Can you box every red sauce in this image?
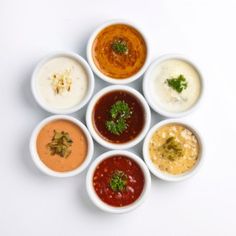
[93,90,145,143]
[93,155,145,207]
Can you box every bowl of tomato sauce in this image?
[86,150,151,213]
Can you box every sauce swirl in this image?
[92,24,147,79]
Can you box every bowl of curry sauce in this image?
[87,20,150,84]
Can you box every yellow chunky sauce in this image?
[149,124,199,175]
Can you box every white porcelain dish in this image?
[87,19,150,84]
[86,150,151,213]
[31,51,94,114]
[86,85,151,149]
[29,115,94,177]
[143,54,204,118]
[143,119,204,182]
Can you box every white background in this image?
[1,0,236,235]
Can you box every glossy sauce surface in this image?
[92,24,147,79]
[93,90,145,143]
[93,155,145,207]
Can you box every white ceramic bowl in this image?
[86,150,151,213]
[87,19,150,84]
[143,119,204,182]
[31,51,94,114]
[86,85,151,149]
[29,115,94,177]
[143,54,204,118]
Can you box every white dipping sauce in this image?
[36,56,88,109]
[150,59,201,113]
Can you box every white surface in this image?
[1,0,236,235]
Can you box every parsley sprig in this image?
[106,100,132,135]
[109,170,127,192]
[111,39,128,54]
[166,74,188,93]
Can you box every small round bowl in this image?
[143,54,204,118]
[31,51,94,114]
[143,119,204,182]
[86,85,151,149]
[87,19,150,84]
[29,115,94,177]
[86,150,151,213]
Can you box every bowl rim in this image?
[142,119,204,182]
[31,51,95,114]
[86,19,150,84]
[143,53,204,118]
[86,150,151,213]
[86,85,151,150]
[29,115,94,177]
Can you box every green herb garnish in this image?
[109,170,127,192]
[166,74,188,93]
[47,130,73,158]
[158,137,184,161]
[111,39,128,54]
[105,100,132,135]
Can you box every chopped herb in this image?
[166,74,188,93]
[105,100,132,135]
[47,130,73,158]
[109,170,127,192]
[111,39,128,54]
[158,137,184,161]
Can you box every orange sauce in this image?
[92,24,147,79]
[36,120,87,172]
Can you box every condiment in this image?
[93,90,145,143]
[149,59,201,113]
[93,155,144,207]
[36,56,88,109]
[149,124,199,175]
[37,119,88,172]
[92,24,147,79]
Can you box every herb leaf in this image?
[47,130,73,158]
[111,39,128,54]
[105,100,132,135]
[166,74,188,93]
[109,170,127,192]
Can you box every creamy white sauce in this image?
[150,59,201,113]
[36,56,88,109]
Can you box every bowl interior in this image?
[143,55,204,118]
[30,115,93,177]
[86,86,151,149]
[143,120,203,181]
[32,52,94,114]
[86,151,151,213]
[87,20,150,84]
